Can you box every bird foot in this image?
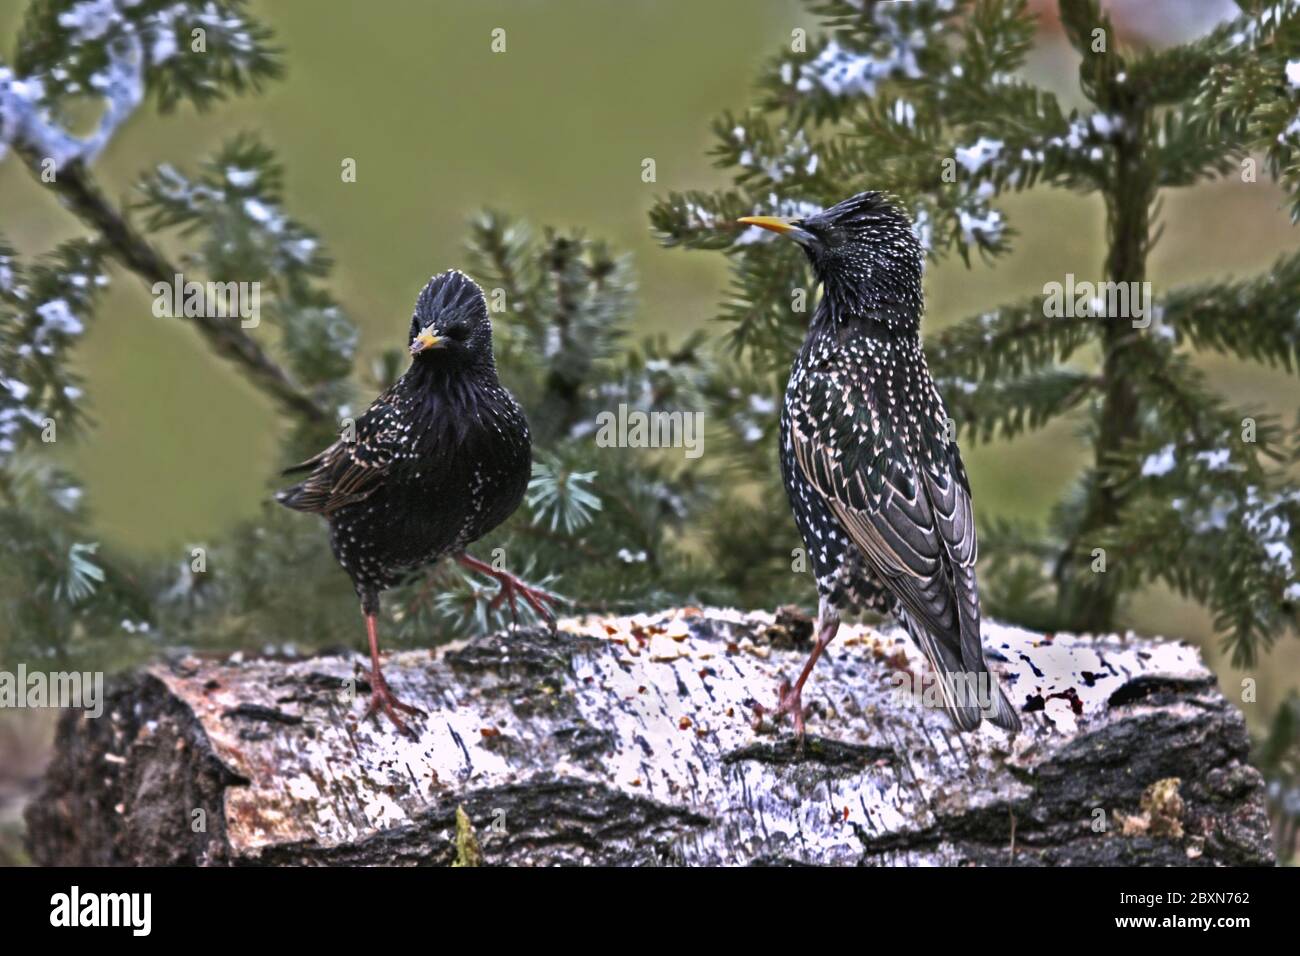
[363,668,426,738]
[750,677,808,740]
[490,573,560,626]
[457,554,561,628]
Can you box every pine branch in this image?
[1161,250,1300,373]
[1101,481,1299,667]
[13,1,282,114]
[649,189,778,251]
[21,155,328,423]
[1152,105,1247,188]
[2,2,325,423]
[939,367,1098,443]
[976,516,1068,632]
[0,236,109,458]
[1181,2,1300,217]
[1058,0,1123,106]
[927,298,1095,381]
[1053,28,1156,629]
[1126,343,1285,457]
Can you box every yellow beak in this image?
[410,331,441,355]
[736,215,800,235]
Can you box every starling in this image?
[738,193,1021,736]
[276,270,555,735]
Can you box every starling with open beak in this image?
[738,193,1021,736]
[277,270,555,735]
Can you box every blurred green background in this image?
[0,1,1297,747]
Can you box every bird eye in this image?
[444,324,470,341]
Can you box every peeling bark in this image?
[25,608,1274,866]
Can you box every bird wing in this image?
[790,393,972,631]
[790,373,989,727]
[277,394,403,515]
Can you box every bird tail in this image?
[989,680,1022,733]
[899,607,1021,734]
[900,611,981,731]
[954,564,1021,733]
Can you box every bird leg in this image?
[362,612,426,737]
[455,552,560,627]
[752,605,841,739]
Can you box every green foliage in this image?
[135,133,354,412]
[649,0,1300,853]
[3,3,1299,846]
[527,458,600,534]
[1,0,1297,863]
[658,5,1300,862]
[0,235,151,667]
[2,0,747,659]
[1255,691,1300,861]
[14,0,281,114]
[0,237,106,446]
[651,0,1300,665]
[0,456,152,668]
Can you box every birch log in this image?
[25,607,1274,866]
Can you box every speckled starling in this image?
[277,270,555,735]
[738,193,1020,736]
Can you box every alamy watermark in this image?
[594,403,704,460]
[50,886,150,936]
[0,664,103,718]
[151,273,260,328]
[1043,273,1152,328]
[887,667,1002,718]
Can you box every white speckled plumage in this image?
[277,270,531,614]
[771,192,1020,733]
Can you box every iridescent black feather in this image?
[778,193,1021,732]
[277,270,531,614]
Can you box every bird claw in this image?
[496,575,559,626]
[454,553,561,630]
[464,559,560,629]
[749,678,807,740]
[363,669,426,738]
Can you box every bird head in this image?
[408,270,494,367]
[738,192,924,327]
